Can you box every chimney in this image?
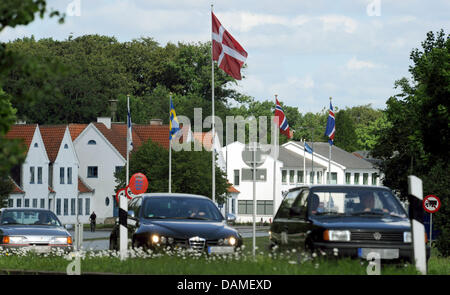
[150,119,163,126]
[109,99,118,122]
[97,117,111,129]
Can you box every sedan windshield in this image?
[309,187,407,218]
[1,210,62,226]
[142,197,223,221]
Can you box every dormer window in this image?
[64,144,69,149]
[88,140,96,145]
[34,143,38,148]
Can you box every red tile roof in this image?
[192,131,213,150]
[39,125,67,162]
[68,124,88,141]
[94,122,170,158]
[227,185,240,193]
[78,177,94,193]
[9,177,24,194]
[4,124,37,152]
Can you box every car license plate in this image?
[25,245,51,253]
[358,248,399,259]
[207,246,234,254]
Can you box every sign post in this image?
[407,175,427,275]
[116,188,128,261]
[423,195,441,248]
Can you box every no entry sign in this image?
[423,195,441,214]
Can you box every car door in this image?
[271,189,301,246]
[286,189,310,248]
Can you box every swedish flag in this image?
[169,97,180,140]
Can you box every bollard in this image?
[407,175,427,275]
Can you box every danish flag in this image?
[212,12,248,80]
[324,101,335,145]
[274,98,292,139]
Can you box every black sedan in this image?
[269,185,430,262]
[109,193,243,254]
[0,208,73,253]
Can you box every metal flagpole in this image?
[126,94,130,187]
[120,94,131,261]
[169,95,172,194]
[311,130,314,184]
[252,141,257,257]
[211,4,216,204]
[303,139,306,184]
[328,97,332,184]
[272,95,278,220]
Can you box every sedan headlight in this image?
[403,232,412,243]
[3,236,28,244]
[151,234,160,244]
[323,230,351,242]
[50,236,72,245]
[224,236,237,246]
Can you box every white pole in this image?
[169,95,172,194]
[120,95,131,260]
[328,97,332,184]
[429,213,432,248]
[408,175,427,275]
[252,141,256,257]
[211,4,216,204]
[273,95,278,220]
[303,139,306,184]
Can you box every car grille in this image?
[350,231,403,242]
[188,236,206,251]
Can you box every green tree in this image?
[115,140,230,204]
[0,1,63,203]
[371,30,450,255]
[334,109,359,152]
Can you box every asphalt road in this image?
[69,225,270,251]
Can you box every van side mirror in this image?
[226,213,236,224]
[65,224,73,230]
[127,210,135,218]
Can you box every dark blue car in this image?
[269,185,430,262]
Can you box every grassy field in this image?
[0,237,448,275]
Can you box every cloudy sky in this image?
[1,0,448,113]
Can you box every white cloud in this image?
[346,56,379,70]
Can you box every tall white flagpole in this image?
[272,95,278,220]
[211,4,216,204]
[169,95,172,193]
[126,94,130,187]
[328,97,332,184]
[303,139,306,184]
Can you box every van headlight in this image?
[3,236,28,244]
[323,230,351,241]
[50,236,71,245]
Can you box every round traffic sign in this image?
[129,173,148,195]
[423,195,441,214]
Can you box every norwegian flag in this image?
[274,98,292,139]
[212,12,248,80]
[324,101,335,145]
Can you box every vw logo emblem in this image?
[373,232,382,240]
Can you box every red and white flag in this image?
[212,12,248,80]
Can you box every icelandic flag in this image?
[127,96,133,151]
[305,142,313,154]
[274,98,292,138]
[169,97,180,140]
[324,101,335,145]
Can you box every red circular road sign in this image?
[129,173,148,195]
[423,195,441,214]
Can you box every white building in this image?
[223,140,382,223]
[6,124,93,224]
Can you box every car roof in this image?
[287,184,392,191]
[137,193,212,200]
[0,208,54,213]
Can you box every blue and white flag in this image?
[305,142,313,154]
[127,96,133,151]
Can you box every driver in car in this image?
[189,204,206,218]
[358,192,389,213]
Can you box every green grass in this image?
[0,237,447,275]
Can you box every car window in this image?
[142,197,223,221]
[309,187,407,217]
[1,210,61,226]
[275,189,301,218]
